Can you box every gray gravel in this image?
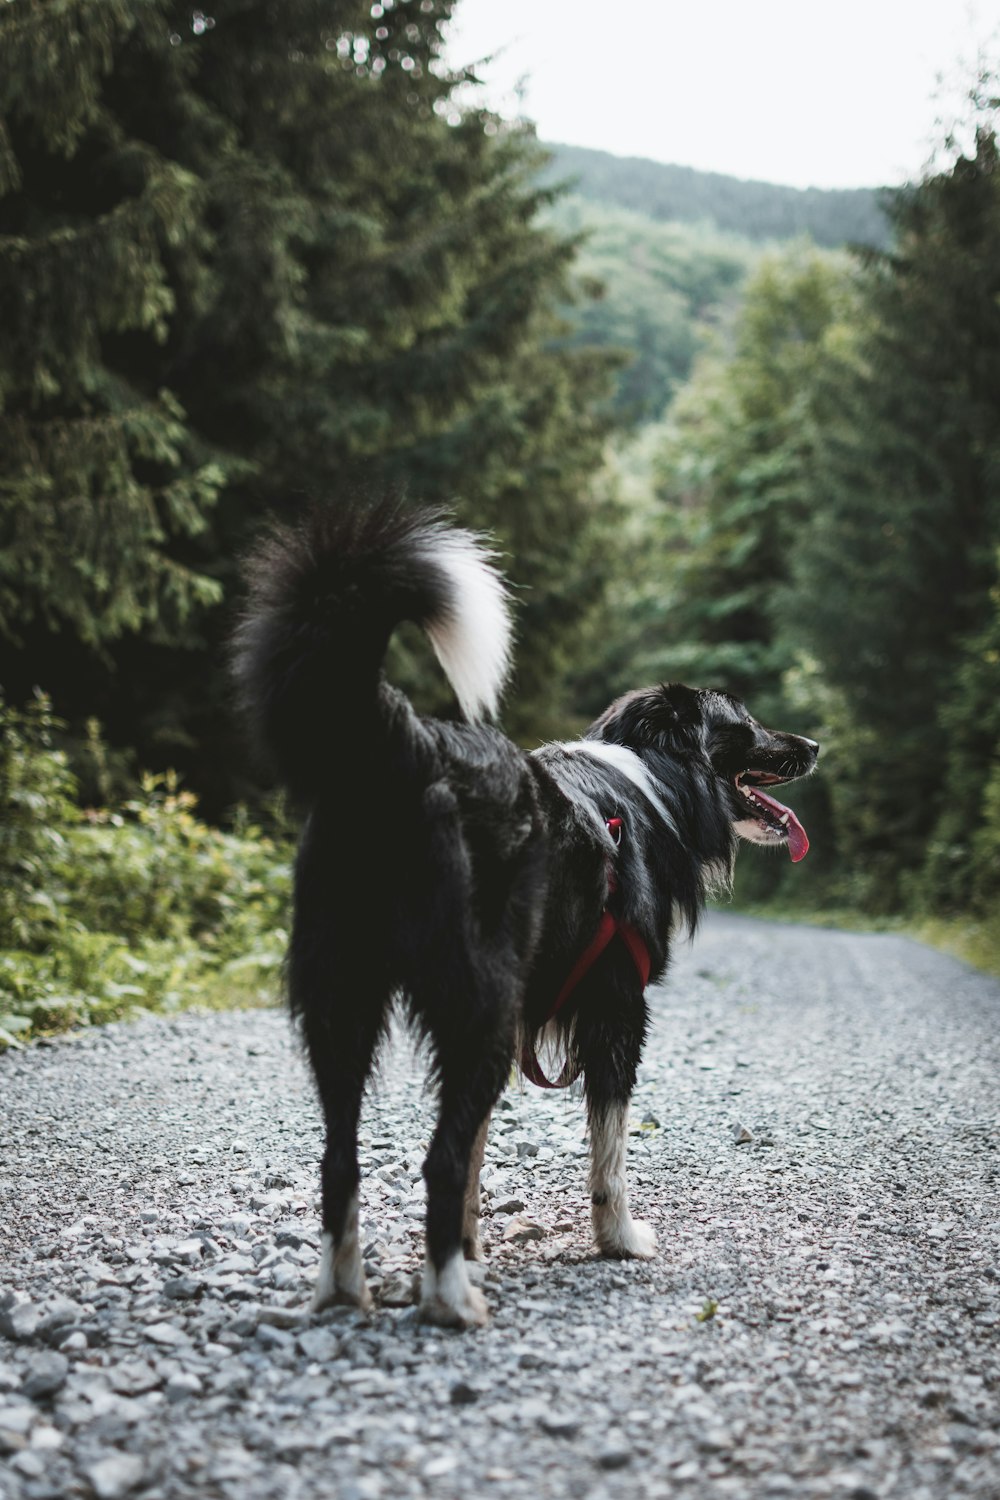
[1,912,998,1500]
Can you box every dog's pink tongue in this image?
[752,787,810,863]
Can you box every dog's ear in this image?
[587,684,705,751]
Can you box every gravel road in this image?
[1,913,998,1500]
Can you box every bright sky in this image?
[443,0,997,190]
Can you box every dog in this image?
[232,499,818,1328]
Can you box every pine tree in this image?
[1,0,616,803]
[785,126,1000,907]
[0,0,228,650]
[649,245,855,722]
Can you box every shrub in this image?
[0,696,291,1049]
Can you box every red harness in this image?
[520,818,652,1090]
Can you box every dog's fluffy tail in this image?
[231,500,513,797]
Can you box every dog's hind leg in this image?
[419,1056,509,1328]
[413,941,512,1326]
[413,778,539,1326]
[576,964,658,1260]
[300,994,388,1314]
[290,861,391,1315]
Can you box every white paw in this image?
[311,1278,374,1314]
[595,1214,658,1260]
[620,1217,658,1259]
[312,1229,374,1313]
[419,1253,490,1329]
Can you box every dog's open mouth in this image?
[734,770,809,862]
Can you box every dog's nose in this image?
[801,737,819,752]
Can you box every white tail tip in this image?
[422,530,513,721]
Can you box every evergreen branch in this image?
[0,0,140,155]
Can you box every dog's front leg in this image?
[588,1100,657,1258]
[578,974,658,1260]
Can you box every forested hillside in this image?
[544,142,890,248]
[546,197,759,424]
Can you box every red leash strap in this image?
[520,817,651,1089]
[519,911,617,1089]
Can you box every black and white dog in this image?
[232,501,817,1328]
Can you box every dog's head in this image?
[587,683,819,861]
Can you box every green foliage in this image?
[543,143,890,250]
[0,695,290,1049]
[783,127,1000,909]
[640,93,1000,926]
[923,552,1000,910]
[545,196,759,425]
[2,0,618,806]
[0,691,79,951]
[651,244,856,716]
[0,0,231,649]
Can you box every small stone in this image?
[732,1122,754,1145]
[165,1371,203,1402]
[422,1454,458,1479]
[229,1314,259,1338]
[449,1380,481,1405]
[502,1216,545,1244]
[162,1276,203,1301]
[210,1362,250,1397]
[596,1441,633,1470]
[22,1353,69,1401]
[86,1453,146,1499]
[274,1229,304,1249]
[493,1199,526,1215]
[0,1298,40,1342]
[256,1305,308,1330]
[0,1404,35,1436]
[212,1253,256,1274]
[264,1172,295,1190]
[11,1448,46,1478]
[297,1328,341,1362]
[947,1423,993,1451]
[256,1323,294,1350]
[107,1361,163,1396]
[36,1296,83,1339]
[169,1238,206,1264]
[698,1427,734,1453]
[379,1273,416,1307]
[29,1423,63,1450]
[539,1410,580,1437]
[145,1321,187,1347]
[220,1214,253,1238]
